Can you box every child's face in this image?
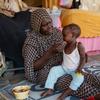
[63,31,74,43]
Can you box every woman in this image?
[22,8,63,84]
[23,8,100,99]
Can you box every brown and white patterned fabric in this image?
[56,73,100,98]
[22,8,100,98]
[22,8,63,84]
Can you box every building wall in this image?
[23,0,42,7]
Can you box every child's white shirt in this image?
[62,46,80,71]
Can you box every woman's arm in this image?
[23,44,61,71]
[33,44,61,70]
[76,42,85,72]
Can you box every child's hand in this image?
[76,68,85,75]
[76,68,82,73]
[76,68,84,75]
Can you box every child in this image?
[41,23,85,100]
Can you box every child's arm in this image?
[76,42,85,73]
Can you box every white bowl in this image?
[12,85,30,100]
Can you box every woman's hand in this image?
[48,43,62,54]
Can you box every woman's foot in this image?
[57,88,73,100]
[57,96,65,100]
[57,92,67,100]
[41,89,53,97]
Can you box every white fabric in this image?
[62,47,80,71]
[4,0,28,12]
[80,0,100,12]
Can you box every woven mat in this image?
[0,80,77,100]
[0,60,100,100]
[83,60,100,78]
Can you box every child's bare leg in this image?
[41,89,53,97]
[57,88,73,100]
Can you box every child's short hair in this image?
[62,23,81,38]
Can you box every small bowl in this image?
[12,85,30,100]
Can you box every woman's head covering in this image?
[31,8,52,34]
